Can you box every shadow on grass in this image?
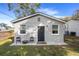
[1,35,79,56]
[0,42,67,56]
[65,35,79,53]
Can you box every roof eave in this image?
[11,12,65,24]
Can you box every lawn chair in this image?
[16,37,21,44]
[30,36,34,42]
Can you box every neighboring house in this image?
[0,25,6,31]
[11,12,66,45]
[65,20,79,36]
[63,16,79,36]
[0,24,13,32]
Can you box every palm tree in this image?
[8,3,40,19]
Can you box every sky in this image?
[0,3,79,26]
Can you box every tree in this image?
[8,3,40,19]
[71,10,79,20]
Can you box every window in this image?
[20,30,26,34]
[52,25,58,34]
[70,32,76,36]
[20,25,26,34]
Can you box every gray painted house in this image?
[65,20,79,36]
[11,12,66,45]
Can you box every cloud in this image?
[0,19,13,27]
[37,8,64,18]
[0,13,14,27]
[54,15,64,18]
[37,8,59,15]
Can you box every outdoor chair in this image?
[30,37,34,42]
[16,37,21,44]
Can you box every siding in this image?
[13,15,65,44]
[66,20,79,36]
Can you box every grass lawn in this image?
[0,41,67,56]
[0,35,79,56]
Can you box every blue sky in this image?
[0,3,79,26]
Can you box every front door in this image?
[38,26,45,42]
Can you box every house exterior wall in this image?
[13,15,65,44]
[66,20,79,36]
[0,26,6,31]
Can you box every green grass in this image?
[0,35,79,56]
[0,41,67,56]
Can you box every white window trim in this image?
[19,30,26,35]
[51,25,59,35]
[19,25,26,35]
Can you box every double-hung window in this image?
[20,25,26,34]
[52,25,58,34]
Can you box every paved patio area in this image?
[11,42,67,46]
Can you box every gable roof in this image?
[11,12,65,24]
